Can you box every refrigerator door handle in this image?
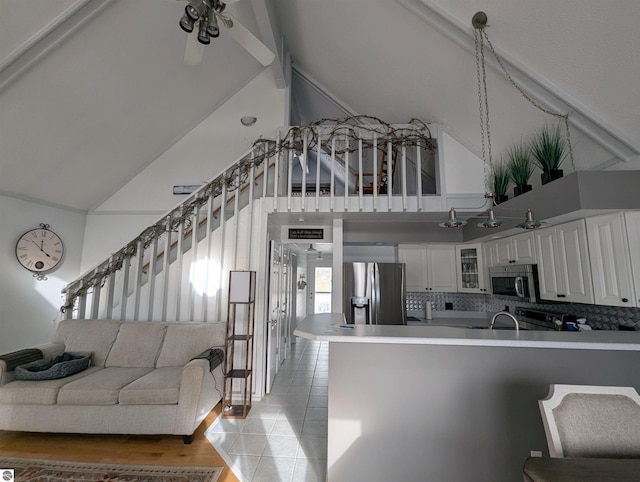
[371,263,378,325]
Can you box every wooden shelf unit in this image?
[222,270,256,419]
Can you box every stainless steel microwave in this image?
[489,264,540,302]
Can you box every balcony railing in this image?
[61,116,482,321]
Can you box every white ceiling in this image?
[1,0,639,212]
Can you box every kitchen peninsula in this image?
[295,313,640,482]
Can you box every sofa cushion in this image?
[156,322,225,368]
[57,367,153,405]
[105,322,166,368]
[53,319,122,367]
[118,367,182,405]
[0,367,103,405]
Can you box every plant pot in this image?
[513,184,532,197]
[495,194,509,205]
[541,169,563,185]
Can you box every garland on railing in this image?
[257,115,436,158]
[61,116,435,313]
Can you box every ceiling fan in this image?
[178,0,275,67]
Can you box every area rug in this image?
[0,457,222,482]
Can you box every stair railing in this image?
[61,117,440,321]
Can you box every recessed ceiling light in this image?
[240,116,257,127]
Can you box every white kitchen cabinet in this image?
[535,219,594,304]
[586,213,635,307]
[398,244,428,291]
[624,211,640,306]
[398,244,457,292]
[487,232,537,267]
[455,244,487,293]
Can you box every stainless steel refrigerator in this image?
[343,262,406,325]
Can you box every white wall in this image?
[0,194,86,353]
[81,69,288,271]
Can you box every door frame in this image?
[307,259,334,315]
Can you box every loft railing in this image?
[61,117,442,321]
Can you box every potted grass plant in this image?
[492,162,510,204]
[507,141,534,197]
[530,123,567,184]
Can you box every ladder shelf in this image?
[222,270,256,419]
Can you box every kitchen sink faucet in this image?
[490,311,520,331]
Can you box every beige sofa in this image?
[0,319,226,443]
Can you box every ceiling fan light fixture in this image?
[179,14,196,33]
[516,209,546,230]
[197,19,211,45]
[206,12,220,38]
[478,209,504,228]
[439,208,467,228]
[185,1,208,21]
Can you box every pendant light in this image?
[516,209,545,230]
[439,208,467,228]
[477,209,504,228]
[305,244,318,253]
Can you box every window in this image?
[314,267,332,314]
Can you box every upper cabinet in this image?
[485,232,536,267]
[586,213,635,307]
[455,244,487,293]
[399,244,428,291]
[398,244,457,292]
[535,220,594,304]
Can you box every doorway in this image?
[307,263,333,315]
[266,241,293,394]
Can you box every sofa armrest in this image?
[0,343,65,386]
[191,348,224,373]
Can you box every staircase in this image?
[61,118,485,323]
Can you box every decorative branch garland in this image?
[61,116,435,313]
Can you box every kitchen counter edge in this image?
[294,313,640,351]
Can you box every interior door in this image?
[265,241,280,394]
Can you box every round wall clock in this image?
[15,224,64,279]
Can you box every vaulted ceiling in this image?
[1,0,639,212]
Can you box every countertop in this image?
[294,313,640,351]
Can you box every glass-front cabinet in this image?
[455,244,486,293]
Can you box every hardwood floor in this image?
[0,404,239,482]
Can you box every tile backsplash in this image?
[406,291,640,330]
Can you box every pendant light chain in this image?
[474,27,492,196]
[479,29,576,172]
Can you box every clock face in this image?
[15,228,64,273]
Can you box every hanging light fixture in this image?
[305,244,318,253]
[471,12,571,232]
[439,208,467,228]
[477,209,504,228]
[439,13,494,230]
[516,209,546,230]
[316,252,324,261]
[179,0,226,45]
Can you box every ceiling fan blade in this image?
[224,14,275,67]
[184,30,204,66]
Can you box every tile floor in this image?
[206,338,328,482]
